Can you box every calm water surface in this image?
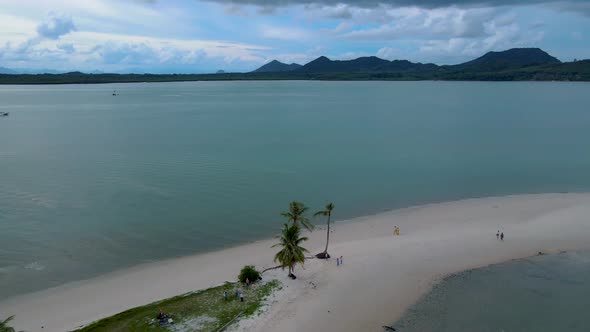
[393,251,590,332]
[1,81,590,298]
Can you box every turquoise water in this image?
[1,81,590,298]
[393,251,590,332]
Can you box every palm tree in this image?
[314,202,334,259]
[281,201,314,231]
[272,223,308,278]
[0,316,19,332]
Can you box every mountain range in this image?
[252,48,563,74]
[1,48,589,84]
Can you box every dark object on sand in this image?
[288,273,297,280]
[316,252,331,259]
[0,112,8,117]
[383,326,397,331]
[156,311,173,327]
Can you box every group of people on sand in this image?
[496,230,505,241]
[156,309,173,326]
[224,288,245,302]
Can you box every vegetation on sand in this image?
[273,223,309,278]
[238,265,261,284]
[314,202,335,259]
[75,280,281,332]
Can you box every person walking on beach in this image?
[500,232,504,241]
[496,230,499,239]
[340,256,343,265]
[336,257,340,266]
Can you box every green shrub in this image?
[238,265,261,284]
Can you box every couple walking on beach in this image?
[496,230,504,241]
[336,256,343,266]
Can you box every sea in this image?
[1,81,590,299]
[393,251,590,332]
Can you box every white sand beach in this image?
[3,193,590,332]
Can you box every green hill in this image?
[252,60,301,73]
[448,48,561,72]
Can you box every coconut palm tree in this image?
[314,202,334,259]
[272,223,308,278]
[0,315,19,332]
[281,201,314,231]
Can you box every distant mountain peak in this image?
[252,60,302,73]
[454,47,561,71]
[0,66,17,74]
[298,55,436,73]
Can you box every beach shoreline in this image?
[3,193,590,332]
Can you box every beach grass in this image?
[74,280,281,332]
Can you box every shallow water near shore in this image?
[393,251,590,332]
[2,81,590,298]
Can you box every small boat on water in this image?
[0,112,8,117]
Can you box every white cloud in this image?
[0,13,37,43]
[342,7,500,40]
[0,28,272,72]
[261,25,310,40]
[418,18,545,63]
[376,47,398,60]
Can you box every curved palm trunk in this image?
[323,213,331,254]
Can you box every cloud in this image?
[261,26,310,40]
[0,23,272,73]
[376,47,399,60]
[418,17,545,63]
[342,7,500,40]
[36,13,76,40]
[258,5,279,14]
[57,43,75,53]
[202,0,590,9]
[224,4,250,15]
[304,4,353,19]
[552,2,590,17]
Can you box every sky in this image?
[0,0,589,73]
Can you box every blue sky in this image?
[0,0,589,73]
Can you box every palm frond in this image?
[272,223,309,273]
[0,315,16,332]
[300,218,314,231]
[314,210,328,217]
